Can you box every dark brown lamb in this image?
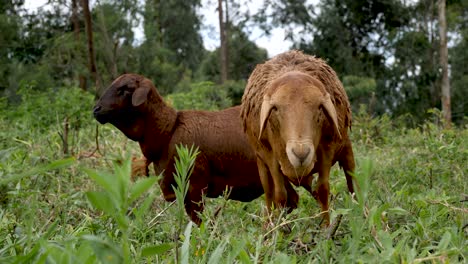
[93,73,298,225]
[240,50,356,226]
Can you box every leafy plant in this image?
[83,155,161,263]
[171,144,199,263]
[166,81,232,110]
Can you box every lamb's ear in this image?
[321,93,342,139]
[132,80,151,106]
[259,95,274,140]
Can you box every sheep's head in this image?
[258,71,341,179]
[93,73,152,141]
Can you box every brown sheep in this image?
[240,50,356,226]
[93,73,299,225]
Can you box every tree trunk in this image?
[218,0,228,83]
[96,0,118,79]
[82,0,102,95]
[72,0,80,40]
[71,0,87,91]
[438,0,451,127]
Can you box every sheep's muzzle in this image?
[285,140,315,177]
[93,105,110,124]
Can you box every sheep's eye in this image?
[117,87,130,96]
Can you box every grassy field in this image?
[0,88,466,263]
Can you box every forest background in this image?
[1,0,467,124]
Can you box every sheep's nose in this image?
[93,105,102,117]
[292,145,311,163]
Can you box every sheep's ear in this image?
[259,96,274,140]
[132,81,151,106]
[321,93,342,139]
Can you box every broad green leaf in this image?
[334,208,352,215]
[133,192,156,220]
[141,243,172,257]
[377,230,394,250]
[114,214,130,231]
[85,191,116,216]
[237,249,252,264]
[43,220,59,240]
[388,207,409,215]
[84,169,117,198]
[438,231,451,250]
[226,239,247,263]
[129,176,157,203]
[76,243,97,264]
[12,243,41,264]
[81,235,123,264]
[113,159,131,204]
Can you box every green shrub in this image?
[217,79,246,106]
[166,81,232,110]
[343,75,377,114]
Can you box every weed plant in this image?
[0,88,466,263]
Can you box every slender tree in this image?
[95,0,118,79]
[438,0,451,127]
[71,0,87,90]
[81,0,101,94]
[218,0,228,83]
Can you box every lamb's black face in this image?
[92,73,152,142]
[93,75,139,125]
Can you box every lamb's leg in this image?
[338,138,356,194]
[184,190,204,226]
[158,175,176,202]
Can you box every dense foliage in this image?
[0,0,466,124]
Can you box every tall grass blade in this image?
[181,222,193,264]
[207,240,227,264]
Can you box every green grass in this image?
[0,88,466,263]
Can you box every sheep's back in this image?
[171,106,258,167]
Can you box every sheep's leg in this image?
[314,164,332,227]
[184,190,204,226]
[269,161,288,209]
[294,174,314,197]
[285,180,299,213]
[256,157,274,212]
[158,176,176,202]
[339,138,356,194]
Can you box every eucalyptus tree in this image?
[446,0,467,124]
[197,25,267,104]
[0,0,23,95]
[138,0,205,94]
